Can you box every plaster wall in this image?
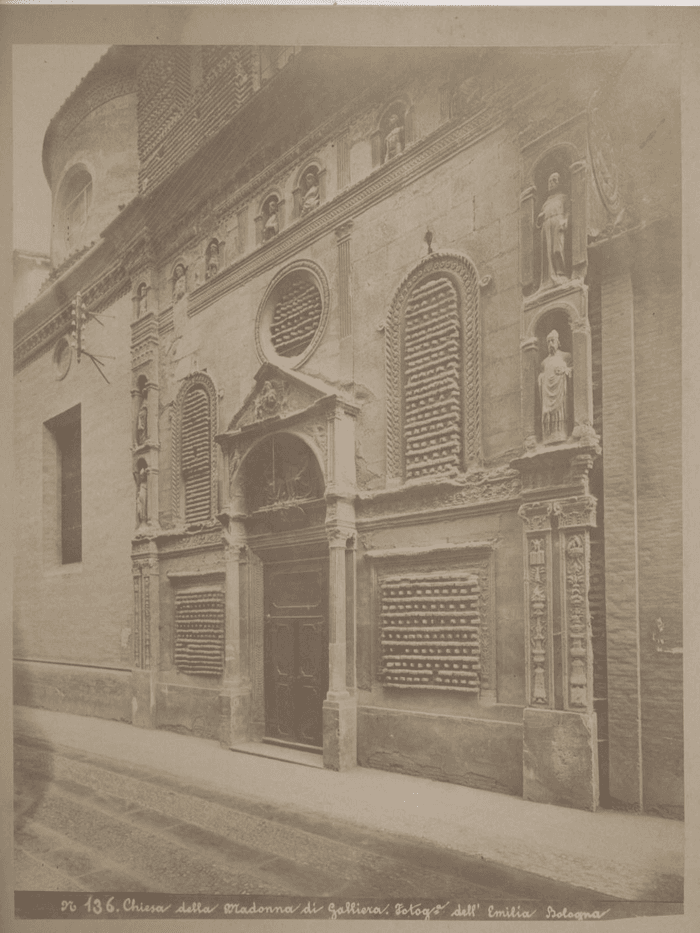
[13,291,134,719]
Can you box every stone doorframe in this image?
[215,363,361,770]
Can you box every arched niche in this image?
[255,190,285,246]
[293,162,326,219]
[371,98,415,168]
[521,143,588,296]
[233,432,327,535]
[534,309,574,445]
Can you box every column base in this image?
[322,693,357,771]
[131,670,156,729]
[523,708,599,811]
[219,686,251,748]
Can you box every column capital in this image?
[335,220,354,243]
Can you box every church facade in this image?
[13,45,683,816]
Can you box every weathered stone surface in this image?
[13,661,132,723]
[523,708,598,811]
[155,682,221,740]
[323,696,357,771]
[358,706,522,796]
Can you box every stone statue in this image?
[136,399,148,447]
[263,199,279,241]
[384,113,404,162]
[137,283,148,318]
[173,264,187,301]
[536,173,569,289]
[301,172,320,216]
[134,466,148,526]
[206,241,220,280]
[539,330,572,444]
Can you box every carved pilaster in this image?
[520,186,537,292]
[519,502,554,708]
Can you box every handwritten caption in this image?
[13,893,681,922]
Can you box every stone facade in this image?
[13,46,682,816]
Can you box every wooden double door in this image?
[264,557,329,749]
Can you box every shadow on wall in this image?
[13,628,54,837]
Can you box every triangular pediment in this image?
[225,363,348,434]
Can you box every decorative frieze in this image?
[174,589,225,676]
[379,571,481,692]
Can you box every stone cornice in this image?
[186,105,504,318]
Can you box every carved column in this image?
[520,336,539,450]
[322,398,359,771]
[323,514,357,772]
[218,515,251,747]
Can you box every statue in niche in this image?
[136,283,148,318]
[384,113,404,162]
[205,241,220,280]
[536,172,569,289]
[263,198,279,241]
[173,263,187,302]
[136,396,148,447]
[134,465,148,527]
[539,330,572,444]
[301,171,320,216]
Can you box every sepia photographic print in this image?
[3,6,698,932]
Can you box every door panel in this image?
[264,558,328,748]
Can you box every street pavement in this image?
[13,706,684,902]
[14,734,617,900]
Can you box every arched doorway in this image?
[240,433,328,750]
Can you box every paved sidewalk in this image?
[13,705,683,902]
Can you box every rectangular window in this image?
[46,406,82,564]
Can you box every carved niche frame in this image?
[384,251,482,484]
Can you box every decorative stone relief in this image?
[564,533,588,708]
[253,379,290,421]
[539,329,572,443]
[379,571,481,691]
[136,283,148,318]
[527,535,549,705]
[174,589,225,676]
[588,90,623,218]
[132,558,156,669]
[136,394,148,447]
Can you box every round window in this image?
[256,263,329,368]
[53,337,72,380]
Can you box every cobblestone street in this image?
[14,734,619,901]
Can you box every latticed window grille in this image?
[181,385,212,523]
[402,275,463,479]
[270,274,323,358]
[380,572,481,691]
[174,590,225,676]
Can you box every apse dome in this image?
[43,47,140,267]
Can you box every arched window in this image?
[386,253,480,482]
[57,167,92,255]
[173,374,217,524]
